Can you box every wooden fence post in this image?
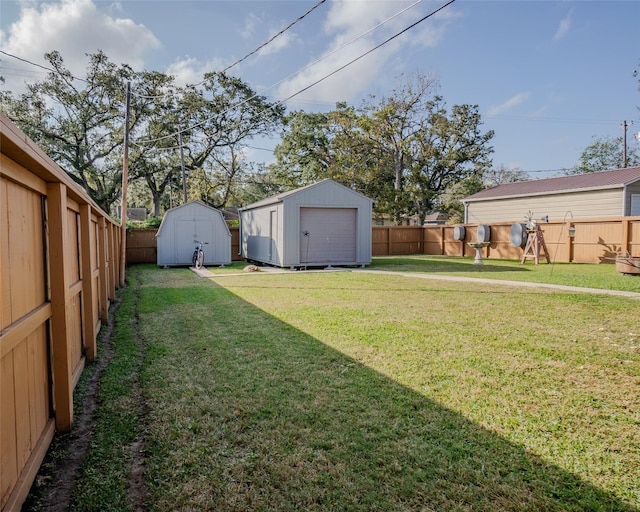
[108,224,116,300]
[46,183,73,433]
[622,218,630,255]
[387,226,392,256]
[98,217,109,323]
[79,205,97,361]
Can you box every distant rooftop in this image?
[464,166,640,202]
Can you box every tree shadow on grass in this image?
[137,271,636,512]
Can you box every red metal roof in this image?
[464,166,640,201]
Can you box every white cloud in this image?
[276,0,458,105]
[165,56,226,87]
[1,0,160,94]
[255,30,296,57]
[240,10,298,58]
[553,10,572,41]
[242,12,262,40]
[487,92,531,116]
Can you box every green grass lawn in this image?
[69,264,639,511]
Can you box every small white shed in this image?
[239,179,373,268]
[157,201,231,267]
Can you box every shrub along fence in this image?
[1,114,122,511]
[128,218,639,266]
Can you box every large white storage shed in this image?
[157,201,231,267]
[239,179,373,268]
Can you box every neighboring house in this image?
[127,207,148,221]
[220,207,239,223]
[239,179,373,268]
[373,212,447,226]
[462,166,640,223]
[156,201,231,267]
[423,212,448,225]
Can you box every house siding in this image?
[466,189,623,224]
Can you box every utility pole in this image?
[178,127,187,203]
[119,81,131,287]
[621,120,633,168]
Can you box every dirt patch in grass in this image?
[22,297,120,511]
[125,280,149,512]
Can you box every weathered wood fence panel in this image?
[1,114,121,511]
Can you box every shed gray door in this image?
[300,208,356,264]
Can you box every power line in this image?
[277,0,456,104]
[223,0,326,74]
[136,0,445,147]
[134,0,423,107]
[130,0,328,101]
[525,167,573,174]
[0,65,49,78]
[485,114,625,126]
[259,0,424,101]
[0,50,87,83]
[190,0,328,88]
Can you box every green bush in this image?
[125,217,163,232]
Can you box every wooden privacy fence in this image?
[127,218,639,265]
[372,219,640,263]
[1,114,121,511]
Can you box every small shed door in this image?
[269,210,277,263]
[300,207,356,264]
[175,219,214,264]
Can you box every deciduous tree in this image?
[272,74,494,224]
[2,50,134,212]
[568,136,639,174]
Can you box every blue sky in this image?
[1,0,639,178]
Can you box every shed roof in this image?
[157,200,230,236]
[463,166,640,202]
[239,179,373,210]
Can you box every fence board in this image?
[1,176,11,329]
[27,325,51,449]
[80,205,97,360]
[1,351,18,505]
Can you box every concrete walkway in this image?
[355,269,640,300]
